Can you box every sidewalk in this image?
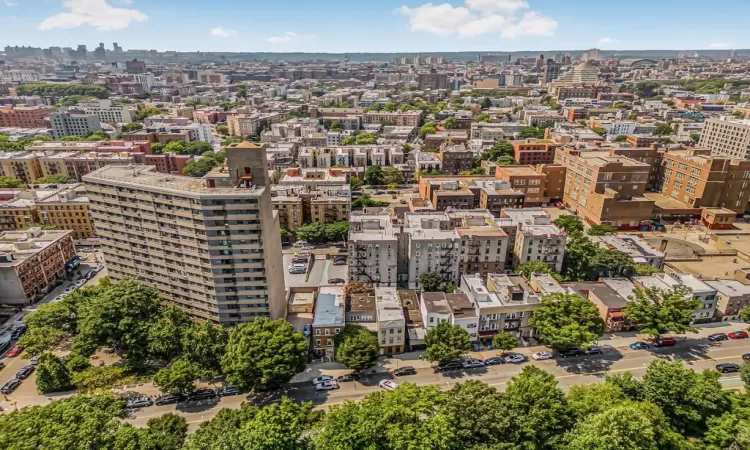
[290,321,749,383]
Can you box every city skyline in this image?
[1,0,748,53]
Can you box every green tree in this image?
[592,248,635,278]
[741,361,750,389]
[704,409,750,450]
[422,322,472,365]
[441,381,508,448]
[364,165,384,185]
[567,382,627,420]
[162,141,186,154]
[349,176,363,189]
[444,117,458,129]
[642,359,728,434]
[739,305,750,323]
[122,122,144,133]
[65,352,91,373]
[334,324,380,371]
[496,155,518,166]
[517,261,555,279]
[147,305,192,362]
[587,224,618,236]
[604,372,644,401]
[183,404,256,450]
[491,331,519,353]
[419,121,437,138]
[154,357,199,396]
[35,353,73,393]
[474,113,490,123]
[351,194,388,208]
[383,102,397,112]
[238,398,319,450]
[16,83,109,98]
[614,135,628,142]
[530,293,605,352]
[519,126,545,139]
[145,413,188,450]
[418,271,442,292]
[221,318,308,391]
[216,124,229,136]
[592,126,608,137]
[184,141,213,155]
[553,215,584,234]
[32,174,74,184]
[504,366,571,449]
[355,133,377,145]
[633,263,659,276]
[135,107,164,121]
[18,326,71,355]
[654,124,675,135]
[72,365,129,392]
[181,321,228,378]
[151,142,166,154]
[381,166,404,186]
[623,285,699,339]
[0,176,24,188]
[341,135,356,145]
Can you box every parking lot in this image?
[283,253,348,288]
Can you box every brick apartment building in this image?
[495,164,566,206]
[438,143,473,175]
[512,139,561,165]
[0,105,54,128]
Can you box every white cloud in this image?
[38,0,147,31]
[706,42,730,49]
[597,37,617,46]
[211,26,237,38]
[398,0,556,39]
[268,31,300,43]
[4,0,18,6]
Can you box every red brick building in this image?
[0,105,54,128]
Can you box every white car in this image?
[532,351,554,361]
[315,380,339,391]
[30,354,41,366]
[461,358,485,369]
[504,354,527,364]
[311,375,334,386]
[379,380,398,390]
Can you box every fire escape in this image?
[351,244,380,284]
[438,244,455,284]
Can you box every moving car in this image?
[652,337,676,347]
[16,365,34,379]
[504,354,527,364]
[1,379,20,394]
[311,375,334,385]
[584,346,603,355]
[483,357,505,366]
[630,342,650,350]
[154,394,185,406]
[218,386,240,397]
[336,373,359,382]
[716,363,741,373]
[436,362,461,372]
[461,358,485,369]
[125,397,153,409]
[708,333,729,342]
[6,345,23,357]
[729,331,749,339]
[328,278,345,284]
[187,389,217,402]
[315,380,339,391]
[392,366,417,376]
[531,351,553,361]
[378,380,398,390]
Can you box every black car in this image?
[0,378,20,394]
[336,373,360,382]
[708,333,729,342]
[187,389,217,402]
[154,394,185,406]
[10,325,26,339]
[743,353,750,361]
[483,357,505,366]
[16,365,34,379]
[716,363,740,373]
[393,366,417,376]
[558,348,585,358]
[218,386,240,397]
[436,362,461,372]
[328,278,346,284]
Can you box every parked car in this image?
[483,357,505,366]
[532,351,554,361]
[125,397,153,409]
[652,337,676,347]
[584,346,603,355]
[154,394,185,406]
[74,279,86,287]
[392,366,417,376]
[289,267,306,275]
[328,278,345,284]
[708,333,729,342]
[6,345,23,357]
[11,325,26,339]
[218,386,240,397]
[303,324,312,336]
[630,342,650,350]
[436,362,462,372]
[16,365,34,379]
[336,373,359,382]
[29,355,41,366]
[293,241,309,248]
[729,330,749,339]
[716,363,741,373]
[379,380,398,390]
[64,287,74,294]
[187,389,217,402]
[0,361,5,371]
[743,353,750,361]
[288,263,307,270]
[1,379,20,394]
[557,348,584,358]
[504,354,527,364]
[311,375,334,385]
[315,380,339,391]
[461,358,485,369]
[333,260,347,266]
[291,257,309,264]
[53,295,65,302]
[375,191,386,195]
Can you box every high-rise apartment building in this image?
[699,117,750,160]
[78,99,136,124]
[83,142,286,325]
[50,112,102,140]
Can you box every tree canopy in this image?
[16,83,109,98]
[422,322,472,365]
[32,174,74,185]
[530,293,605,351]
[295,221,348,243]
[334,324,380,371]
[623,285,699,339]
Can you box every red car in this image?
[729,331,749,339]
[652,337,676,347]
[5,345,22,357]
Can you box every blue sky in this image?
[1,0,748,53]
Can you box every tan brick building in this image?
[512,139,561,165]
[494,166,548,206]
[555,148,655,229]
[363,110,422,127]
